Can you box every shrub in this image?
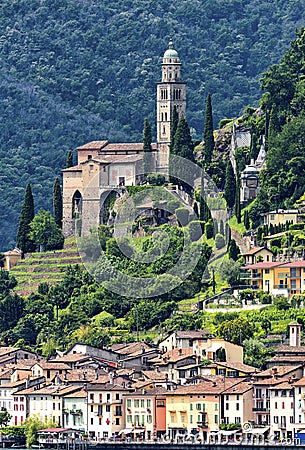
[146,173,165,186]
[215,233,225,249]
[175,207,190,226]
[205,220,214,239]
[189,220,204,241]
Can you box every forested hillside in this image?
[1,0,305,249]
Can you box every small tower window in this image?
[163,126,166,134]
[165,113,168,121]
[88,155,92,160]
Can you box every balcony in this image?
[252,407,269,412]
[251,273,262,279]
[273,285,288,290]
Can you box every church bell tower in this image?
[156,38,186,175]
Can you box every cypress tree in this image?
[203,93,215,166]
[53,177,63,229]
[66,150,74,168]
[143,118,153,175]
[172,116,194,161]
[235,178,241,223]
[16,184,35,253]
[219,219,224,235]
[267,104,278,149]
[224,160,236,209]
[199,173,211,223]
[170,106,179,151]
[228,239,240,261]
[193,201,199,218]
[244,210,250,229]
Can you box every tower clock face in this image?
[246,177,258,188]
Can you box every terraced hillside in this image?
[10,238,84,297]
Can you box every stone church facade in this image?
[62,38,186,236]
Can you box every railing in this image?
[252,407,269,412]
[273,285,288,289]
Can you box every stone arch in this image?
[99,190,120,225]
[72,190,82,218]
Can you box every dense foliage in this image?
[0,0,303,249]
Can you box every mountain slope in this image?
[1,0,305,249]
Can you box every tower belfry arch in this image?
[156,37,186,176]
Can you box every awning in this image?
[119,428,133,435]
[245,427,269,434]
[219,430,240,436]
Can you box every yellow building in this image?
[164,378,242,440]
[244,260,305,297]
[262,209,299,226]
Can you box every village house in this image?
[123,387,167,440]
[85,381,133,440]
[222,380,254,426]
[150,348,197,384]
[242,246,274,265]
[269,380,295,440]
[158,330,212,352]
[62,388,87,431]
[262,209,299,227]
[164,377,242,441]
[292,377,305,433]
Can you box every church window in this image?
[163,126,166,134]
[161,113,164,121]
[165,112,168,121]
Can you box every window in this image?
[106,405,110,412]
[275,402,278,409]
[274,416,278,424]
[127,415,132,423]
[275,391,278,397]
[235,417,241,424]
[265,269,270,274]
[236,403,240,411]
[282,402,285,409]
[90,418,93,425]
[190,415,193,423]
[147,415,152,424]
[147,399,151,408]
[181,415,185,423]
[134,399,139,408]
[282,390,287,397]
[134,415,139,426]
[190,404,193,411]
[99,418,102,426]
[90,394,94,402]
[226,403,229,410]
[215,404,218,411]
[197,415,201,422]
[215,415,218,424]
[290,416,294,424]
[196,404,201,410]
[115,418,120,425]
[140,399,145,408]
[127,399,131,408]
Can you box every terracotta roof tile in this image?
[77,141,109,150]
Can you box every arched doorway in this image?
[100,190,119,225]
[72,190,82,218]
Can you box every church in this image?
[62,38,186,236]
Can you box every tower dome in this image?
[163,38,180,62]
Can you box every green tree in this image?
[224,161,236,209]
[219,259,241,286]
[0,271,17,298]
[170,106,179,151]
[261,318,272,335]
[203,93,215,166]
[53,177,63,229]
[29,210,64,251]
[217,316,255,345]
[243,338,270,368]
[24,415,56,448]
[66,150,74,168]
[243,210,250,229]
[16,184,35,253]
[0,410,12,427]
[142,118,153,175]
[172,116,194,161]
[215,233,225,249]
[228,239,240,261]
